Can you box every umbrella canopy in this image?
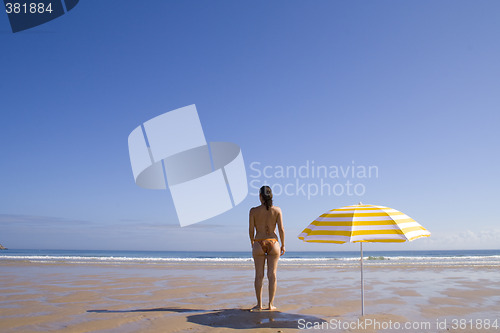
[298,204,430,243]
[298,203,430,315]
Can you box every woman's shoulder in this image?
[249,205,261,213]
[271,206,282,213]
[250,205,281,213]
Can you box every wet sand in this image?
[1,261,499,332]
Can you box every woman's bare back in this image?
[251,205,281,240]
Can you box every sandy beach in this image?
[1,260,499,333]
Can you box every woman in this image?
[249,185,285,311]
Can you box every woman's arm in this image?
[277,208,285,256]
[249,208,255,247]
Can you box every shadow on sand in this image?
[88,307,326,329]
[87,307,204,314]
[186,308,327,329]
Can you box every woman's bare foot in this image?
[268,304,277,311]
[250,305,264,312]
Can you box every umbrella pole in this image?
[360,242,364,316]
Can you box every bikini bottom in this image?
[256,239,278,255]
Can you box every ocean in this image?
[1,249,499,267]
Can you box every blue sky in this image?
[1,1,499,251]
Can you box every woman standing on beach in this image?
[249,185,285,311]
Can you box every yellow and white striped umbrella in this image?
[298,204,430,244]
[298,203,430,316]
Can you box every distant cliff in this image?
[0,244,7,250]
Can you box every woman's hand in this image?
[280,246,286,256]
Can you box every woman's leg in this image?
[266,241,281,310]
[252,242,266,310]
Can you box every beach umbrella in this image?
[298,203,430,316]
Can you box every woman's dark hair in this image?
[259,185,273,210]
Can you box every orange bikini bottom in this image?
[255,239,278,254]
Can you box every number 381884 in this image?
[5,2,54,14]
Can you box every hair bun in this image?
[259,185,273,210]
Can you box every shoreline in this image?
[1,258,500,269]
